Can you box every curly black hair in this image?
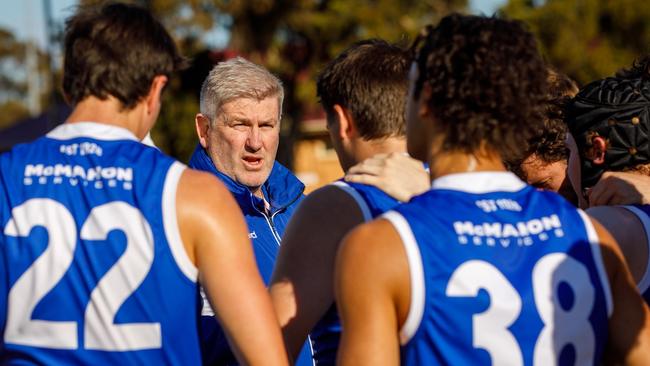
[411,14,548,160]
[507,68,578,180]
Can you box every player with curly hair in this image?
[335,14,650,365]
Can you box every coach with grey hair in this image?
[189,57,312,365]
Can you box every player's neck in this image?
[66,96,148,139]
[428,149,505,181]
[350,136,407,169]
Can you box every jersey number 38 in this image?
[446,255,596,365]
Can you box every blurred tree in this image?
[501,0,650,86]
[81,0,467,165]
[0,28,30,129]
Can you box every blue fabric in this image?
[0,126,201,365]
[189,144,313,366]
[310,180,400,366]
[630,204,650,304]
[395,177,610,365]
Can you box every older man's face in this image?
[205,96,280,195]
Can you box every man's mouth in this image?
[243,156,263,168]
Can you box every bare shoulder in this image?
[175,168,248,264]
[587,206,649,283]
[336,217,411,326]
[288,183,366,229]
[587,216,626,277]
[338,218,407,288]
[178,169,232,206]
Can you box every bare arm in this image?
[334,219,411,366]
[587,206,649,284]
[589,171,650,206]
[178,169,288,366]
[345,153,429,202]
[269,185,365,359]
[591,218,650,365]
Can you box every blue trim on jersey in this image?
[0,123,201,365]
[310,179,401,366]
[393,172,611,366]
[623,204,650,304]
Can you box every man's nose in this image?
[246,125,262,150]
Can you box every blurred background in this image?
[0,0,648,192]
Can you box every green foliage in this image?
[0,100,29,129]
[147,0,468,164]
[501,0,650,85]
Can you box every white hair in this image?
[199,56,284,122]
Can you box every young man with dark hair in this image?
[269,39,427,366]
[335,14,650,365]
[506,68,579,202]
[0,3,287,365]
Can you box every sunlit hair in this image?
[409,14,548,160]
[63,2,185,110]
[317,39,410,139]
[199,57,284,123]
[507,67,578,180]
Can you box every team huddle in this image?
[2,2,650,365]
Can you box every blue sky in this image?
[0,0,507,50]
[0,1,78,49]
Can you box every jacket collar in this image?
[188,144,304,213]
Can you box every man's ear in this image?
[332,104,357,140]
[588,135,607,165]
[145,75,168,116]
[195,113,210,149]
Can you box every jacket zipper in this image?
[251,194,282,245]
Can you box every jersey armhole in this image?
[577,209,613,317]
[382,210,425,345]
[162,162,198,282]
[620,205,650,294]
[331,181,372,221]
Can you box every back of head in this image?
[199,57,284,122]
[63,2,184,110]
[566,76,650,187]
[412,14,548,159]
[507,68,578,179]
[317,39,410,139]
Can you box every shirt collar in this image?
[46,122,139,141]
[432,171,526,193]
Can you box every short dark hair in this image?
[63,2,185,110]
[317,39,409,139]
[411,14,548,159]
[507,68,578,180]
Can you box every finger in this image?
[344,173,382,186]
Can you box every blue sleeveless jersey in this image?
[0,123,201,365]
[310,180,400,366]
[384,172,612,366]
[621,205,650,304]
